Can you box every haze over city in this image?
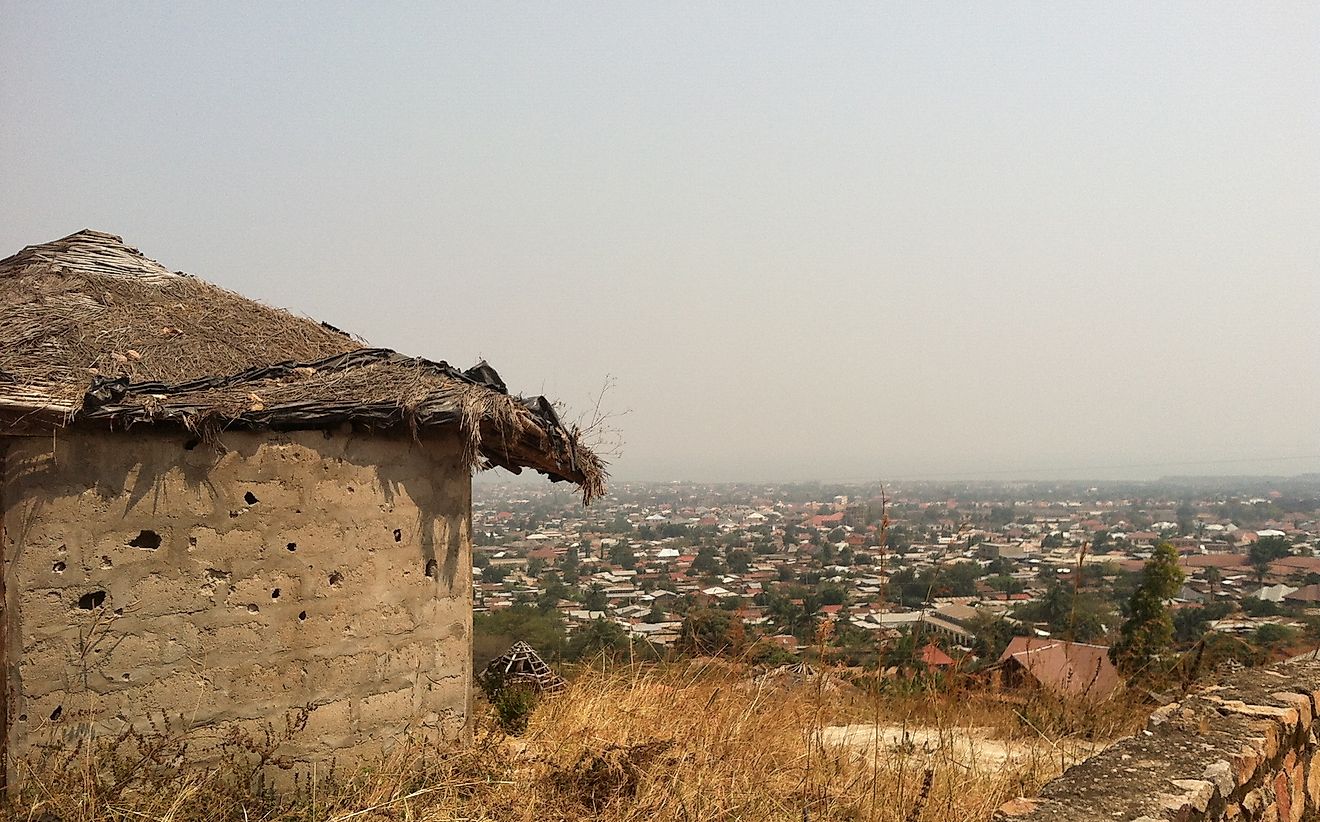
[3,2,1317,481]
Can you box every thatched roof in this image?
[479,641,567,695]
[0,230,605,501]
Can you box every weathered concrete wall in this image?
[0,425,471,777]
[996,659,1320,822]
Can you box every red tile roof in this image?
[809,513,845,527]
[997,638,1120,702]
[1284,584,1320,604]
[1180,554,1249,569]
[919,643,956,668]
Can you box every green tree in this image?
[987,574,1024,595]
[691,545,724,577]
[882,629,922,671]
[472,605,566,666]
[1254,622,1296,649]
[1091,529,1112,554]
[536,571,571,612]
[582,584,608,611]
[764,586,820,641]
[677,608,745,656]
[1173,602,1233,645]
[644,600,669,624]
[746,639,797,666]
[608,541,636,570]
[1176,502,1196,536]
[938,562,982,597]
[818,584,847,606]
[561,543,580,578]
[966,611,1025,662]
[1249,536,1292,584]
[1013,577,1112,643]
[727,548,752,574]
[567,618,631,661]
[1110,542,1185,677]
[1241,596,1283,617]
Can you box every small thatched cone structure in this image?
[756,660,819,683]
[480,641,567,696]
[784,660,819,678]
[751,660,849,693]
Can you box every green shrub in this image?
[494,684,539,735]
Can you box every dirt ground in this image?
[822,723,1104,772]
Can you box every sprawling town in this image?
[474,477,1320,686]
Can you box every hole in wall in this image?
[286,542,297,552]
[188,536,198,550]
[247,604,259,614]
[128,530,161,550]
[121,673,130,681]
[17,714,26,723]
[101,555,113,569]
[425,559,437,578]
[393,528,402,543]
[244,491,259,505]
[49,706,63,722]
[113,608,123,616]
[271,588,281,600]
[298,611,307,621]
[52,561,65,574]
[328,572,343,588]
[77,591,107,610]
[183,437,200,450]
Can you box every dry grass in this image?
[8,662,1149,822]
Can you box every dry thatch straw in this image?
[0,229,605,501]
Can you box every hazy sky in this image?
[3,3,1317,482]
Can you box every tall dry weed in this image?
[7,661,1147,822]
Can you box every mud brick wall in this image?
[0,426,472,780]
[996,659,1320,822]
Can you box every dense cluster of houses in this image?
[474,481,1320,692]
